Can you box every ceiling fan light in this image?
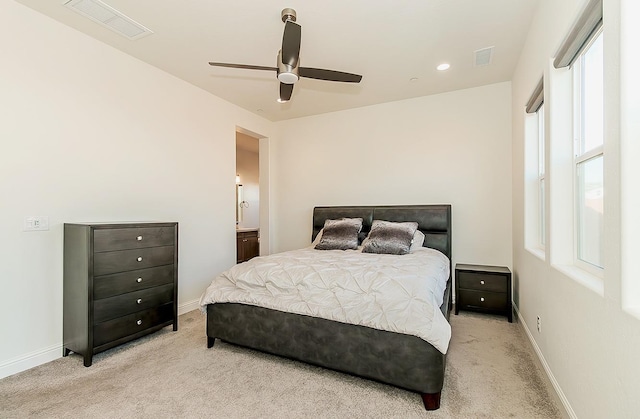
[277,72,299,84]
[277,98,289,103]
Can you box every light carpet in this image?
[1,309,563,418]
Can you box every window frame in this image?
[537,104,546,249]
[572,28,604,276]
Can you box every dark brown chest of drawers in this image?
[63,222,178,366]
[237,229,259,263]
[455,264,512,322]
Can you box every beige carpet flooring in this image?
[1,309,563,418]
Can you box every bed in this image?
[201,204,452,410]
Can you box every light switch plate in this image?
[24,216,49,231]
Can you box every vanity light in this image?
[437,63,451,71]
[236,175,241,184]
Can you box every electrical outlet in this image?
[24,216,49,231]
[536,316,541,333]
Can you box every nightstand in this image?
[455,264,512,322]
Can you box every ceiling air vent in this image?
[474,46,494,67]
[64,0,153,40]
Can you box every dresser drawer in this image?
[94,265,174,299]
[457,272,508,293]
[93,303,174,347]
[94,284,174,323]
[457,289,508,311]
[93,246,174,276]
[94,227,175,252]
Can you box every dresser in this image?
[63,222,178,366]
[236,229,259,263]
[455,264,512,322]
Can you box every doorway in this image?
[236,131,260,261]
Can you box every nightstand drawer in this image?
[94,227,175,252]
[93,246,175,276]
[457,272,508,293]
[457,289,508,311]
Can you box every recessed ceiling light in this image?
[437,63,451,71]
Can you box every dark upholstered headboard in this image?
[312,204,452,261]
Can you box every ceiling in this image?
[16,0,539,122]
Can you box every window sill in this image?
[552,264,604,296]
[525,246,546,261]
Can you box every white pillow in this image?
[312,228,323,246]
[410,229,426,252]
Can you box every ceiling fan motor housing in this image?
[277,50,299,84]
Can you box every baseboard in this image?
[178,298,200,315]
[0,299,201,380]
[0,344,61,380]
[514,304,577,419]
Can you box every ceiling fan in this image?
[208,8,363,103]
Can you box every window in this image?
[551,0,604,285]
[537,104,546,248]
[525,78,544,255]
[573,30,604,271]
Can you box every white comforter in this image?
[199,246,452,353]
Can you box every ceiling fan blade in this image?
[208,62,277,72]
[279,83,294,102]
[299,67,362,83]
[281,21,301,67]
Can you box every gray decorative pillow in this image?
[362,220,419,255]
[314,218,363,250]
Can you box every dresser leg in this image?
[63,348,70,357]
[207,337,215,348]
[83,355,92,367]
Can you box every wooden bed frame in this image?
[206,204,452,410]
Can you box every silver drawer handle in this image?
[136,320,142,326]
[137,256,143,262]
[137,277,143,283]
[137,235,143,241]
[137,298,142,304]
[480,280,485,285]
[480,297,485,302]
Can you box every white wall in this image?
[512,0,640,417]
[0,1,274,377]
[271,82,513,271]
